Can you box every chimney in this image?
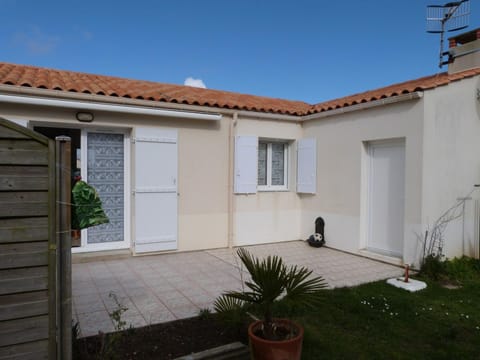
[448,28,480,74]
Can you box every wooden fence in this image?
[0,118,71,360]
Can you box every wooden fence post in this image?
[48,136,57,360]
[56,136,71,360]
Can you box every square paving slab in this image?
[72,241,403,337]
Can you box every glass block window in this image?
[258,140,288,191]
[87,132,124,244]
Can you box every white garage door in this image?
[134,127,177,253]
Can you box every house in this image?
[2,28,480,267]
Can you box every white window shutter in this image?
[297,138,317,194]
[134,127,178,253]
[234,136,258,194]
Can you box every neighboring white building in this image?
[2,29,480,267]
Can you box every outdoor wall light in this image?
[76,111,94,122]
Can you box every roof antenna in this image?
[426,0,470,68]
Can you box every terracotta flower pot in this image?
[248,319,304,360]
[71,229,81,247]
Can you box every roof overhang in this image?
[0,85,425,123]
[301,92,424,122]
[0,93,222,121]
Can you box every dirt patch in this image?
[73,315,246,359]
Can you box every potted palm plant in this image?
[214,248,327,360]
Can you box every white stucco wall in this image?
[0,103,231,253]
[422,76,480,260]
[302,99,424,265]
[3,72,480,264]
[234,117,303,246]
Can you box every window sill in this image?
[257,188,290,193]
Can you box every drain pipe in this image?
[227,113,238,248]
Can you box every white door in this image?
[367,140,405,258]
[134,127,177,253]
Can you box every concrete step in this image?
[174,342,249,360]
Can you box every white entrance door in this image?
[134,127,178,253]
[367,139,405,258]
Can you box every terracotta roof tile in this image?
[0,62,480,116]
[311,69,480,114]
[0,62,307,113]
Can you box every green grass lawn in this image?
[294,277,480,359]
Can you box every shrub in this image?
[445,256,480,281]
[420,254,447,281]
[420,255,480,283]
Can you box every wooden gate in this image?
[0,118,71,360]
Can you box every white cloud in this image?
[13,26,60,55]
[184,77,207,89]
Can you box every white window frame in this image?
[258,140,289,192]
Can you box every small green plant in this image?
[72,320,80,340]
[109,292,128,331]
[198,307,212,320]
[214,248,327,341]
[96,292,129,360]
[214,294,249,328]
[72,321,80,356]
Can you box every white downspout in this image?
[227,112,238,248]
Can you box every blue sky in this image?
[1,0,479,104]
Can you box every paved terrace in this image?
[72,241,403,337]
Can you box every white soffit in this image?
[0,94,222,121]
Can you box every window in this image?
[234,136,316,195]
[258,140,288,191]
